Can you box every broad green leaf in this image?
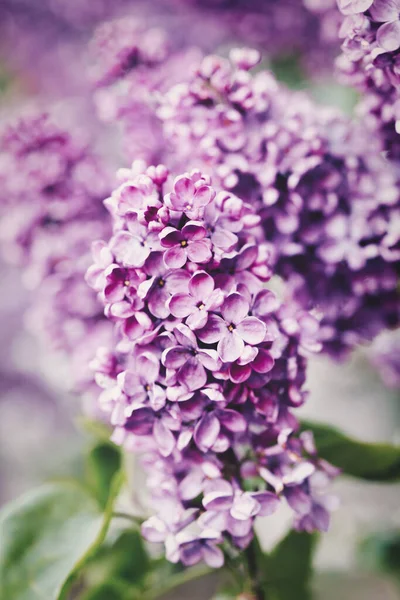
[81,580,140,600]
[263,531,318,600]
[84,529,150,588]
[0,472,123,600]
[86,442,122,509]
[359,530,400,578]
[301,420,400,481]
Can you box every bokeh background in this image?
[0,1,399,598]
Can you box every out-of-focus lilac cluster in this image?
[89,16,201,164]
[0,113,113,400]
[87,164,336,566]
[156,50,400,357]
[336,1,400,166]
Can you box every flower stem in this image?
[245,536,265,600]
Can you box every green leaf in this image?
[84,529,150,587]
[263,531,318,600]
[359,530,400,578]
[301,420,400,481]
[86,442,122,509]
[81,580,141,600]
[0,472,123,600]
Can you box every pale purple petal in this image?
[202,492,233,512]
[179,471,204,500]
[148,285,170,319]
[153,419,175,457]
[182,222,207,241]
[173,323,198,348]
[168,293,197,318]
[227,517,253,538]
[218,409,247,433]
[377,20,400,51]
[187,239,212,263]
[180,541,202,566]
[230,493,259,520]
[197,314,226,344]
[159,227,183,247]
[194,413,221,452]
[110,232,150,267]
[189,270,214,300]
[141,516,167,543]
[163,246,187,269]
[284,487,313,516]
[370,0,400,21]
[251,492,280,517]
[218,331,244,363]
[211,228,238,251]
[197,349,220,371]
[175,175,196,199]
[222,293,249,325]
[180,357,207,390]
[236,317,266,344]
[162,346,191,369]
[136,351,160,382]
[205,289,225,311]
[337,0,373,15]
[186,308,208,330]
[193,184,215,208]
[202,543,224,568]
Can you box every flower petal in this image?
[194,413,221,452]
[377,20,400,51]
[168,293,197,318]
[218,409,247,433]
[251,491,280,517]
[153,419,175,457]
[221,293,249,324]
[179,358,207,391]
[187,239,212,263]
[202,543,224,568]
[236,317,266,344]
[162,346,190,369]
[337,0,373,15]
[163,246,187,269]
[370,0,399,22]
[197,314,226,344]
[252,348,275,373]
[189,270,215,300]
[230,493,260,520]
[125,407,154,434]
[218,331,244,363]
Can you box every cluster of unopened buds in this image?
[87,164,337,566]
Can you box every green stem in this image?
[112,511,144,526]
[145,565,213,600]
[245,536,266,600]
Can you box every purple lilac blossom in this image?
[88,164,336,567]
[336,0,400,164]
[0,112,114,403]
[157,50,400,358]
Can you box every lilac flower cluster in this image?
[89,16,201,164]
[0,112,113,398]
[336,0,400,163]
[88,164,336,566]
[157,50,400,357]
